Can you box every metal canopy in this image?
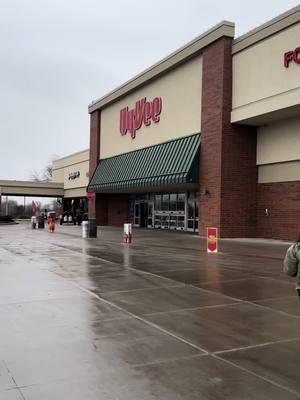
[0,180,64,197]
[88,133,200,193]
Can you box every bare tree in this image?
[42,162,53,181]
[30,169,43,182]
[30,155,59,182]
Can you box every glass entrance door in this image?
[140,202,148,228]
[187,191,199,232]
[134,201,153,228]
[134,203,140,226]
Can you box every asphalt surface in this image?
[0,223,299,400]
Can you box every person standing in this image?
[283,236,300,297]
[47,215,55,233]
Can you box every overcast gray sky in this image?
[0,0,299,181]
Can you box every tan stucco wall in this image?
[52,150,89,196]
[52,149,89,172]
[258,161,300,183]
[63,160,89,191]
[257,117,300,165]
[52,168,64,183]
[64,187,87,199]
[100,56,202,159]
[232,23,300,123]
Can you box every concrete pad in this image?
[254,296,300,317]
[220,339,300,394]
[20,355,300,400]
[146,303,300,352]
[103,285,239,315]
[0,224,299,399]
[196,277,296,301]
[157,266,255,285]
[133,355,299,400]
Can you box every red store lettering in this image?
[119,97,162,139]
[284,47,300,68]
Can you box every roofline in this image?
[88,21,234,113]
[0,180,64,188]
[53,148,89,163]
[233,5,300,54]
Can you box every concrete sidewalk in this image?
[0,223,299,399]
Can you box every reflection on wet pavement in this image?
[0,223,299,399]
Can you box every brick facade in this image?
[200,37,257,238]
[257,182,300,241]
[95,194,108,226]
[88,111,101,220]
[107,194,129,226]
[88,37,297,242]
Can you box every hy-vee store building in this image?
[54,6,300,241]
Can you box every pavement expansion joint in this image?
[71,281,209,355]
[213,336,300,355]
[131,353,206,368]
[186,283,244,303]
[102,283,184,295]
[143,302,241,316]
[188,283,300,319]
[212,354,300,398]
[243,299,300,320]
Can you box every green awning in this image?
[88,133,200,193]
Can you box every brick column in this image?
[200,37,257,238]
[88,111,101,220]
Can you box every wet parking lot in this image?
[0,223,299,399]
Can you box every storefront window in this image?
[155,194,162,211]
[161,215,169,229]
[128,200,134,219]
[162,194,169,211]
[170,193,177,211]
[148,202,153,227]
[169,215,177,229]
[154,215,161,228]
[131,191,199,232]
[177,193,185,212]
[177,216,185,229]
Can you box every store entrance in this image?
[134,201,149,228]
[131,191,198,231]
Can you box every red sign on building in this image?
[207,227,218,253]
[120,97,162,139]
[284,47,300,68]
[87,192,95,201]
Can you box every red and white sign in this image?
[284,47,300,68]
[120,97,162,139]
[207,227,218,253]
[87,192,95,201]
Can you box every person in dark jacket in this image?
[283,235,300,297]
